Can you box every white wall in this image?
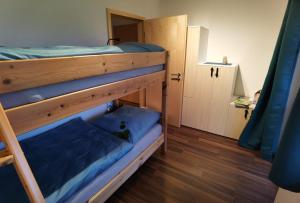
[158,0,288,96]
[0,0,160,47]
[0,0,288,96]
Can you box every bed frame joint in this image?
[0,155,14,167]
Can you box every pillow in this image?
[90,105,160,144]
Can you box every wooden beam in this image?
[106,8,145,21]
[0,104,45,203]
[106,8,113,42]
[161,52,169,153]
[0,149,10,157]
[6,71,166,135]
[0,52,166,93]
[146,83,162,112]
[0,155,13,167]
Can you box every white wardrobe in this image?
[182,26,238,136]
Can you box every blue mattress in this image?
[0,100,162,203]
[0,118,133,203]
[68,124,162,203]
[0,42,164,61]
[0,65,164,109]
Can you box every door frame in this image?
[106,8,145,45]
[106,8,146,106]
[107,11,188,127]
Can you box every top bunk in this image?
[0,42,167,136]
[0,42,166,94]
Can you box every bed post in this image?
[161,81,168,153]
[0,103,45,203]
[161,51,169,153]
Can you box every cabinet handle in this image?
[244,109,249,120]
[215,68,219,78]
[210,67,214,77]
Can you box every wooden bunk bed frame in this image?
[0,51,168,203]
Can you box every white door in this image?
[182,66,215,131]
[208,66,237,135]
[195,66,216,131]
[182,63,237,136]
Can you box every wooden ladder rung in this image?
[0,155,13,167]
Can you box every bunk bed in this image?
[0,42,168,203]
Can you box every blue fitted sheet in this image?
[68,124,162,203]
[0,118,133,203]
[0,42,165,61]
[0,65,164,109]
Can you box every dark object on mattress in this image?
[90,105,160,144]
[0,118,133,203]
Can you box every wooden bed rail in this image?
[5,70,166,136]
[0,52,166,94]
[0,104,45,203]
[0,49,167,202]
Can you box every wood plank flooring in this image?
[106,126,277,203]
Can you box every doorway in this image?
[107,9,187,127]
[106,8,144,45]
[106,8,146,105]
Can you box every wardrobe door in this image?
[194,66,215,131]
[182,65,215,131]
[208,67,237,135]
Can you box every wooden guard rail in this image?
[0,52,166,94]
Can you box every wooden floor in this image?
[106,126,277,203]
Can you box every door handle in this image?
[215,68,219,78]
[171,73,181,81]
[210,67,214,77]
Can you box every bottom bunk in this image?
[0,104,164,203]
[78,126,163,203]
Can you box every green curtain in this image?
[269,89,300,192]
[238,0,300,161]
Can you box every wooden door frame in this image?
[106,8,145,45]
[106,8,146,106]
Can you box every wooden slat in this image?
[0,104,45,203]
[106,8,145,21]
[89,134,164,203]
[0,155,13,167]
[146,83,162,112]
[161,80,168,153]
[6,71,166,135]
[0,52,166,93]
[0,149,10,157]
